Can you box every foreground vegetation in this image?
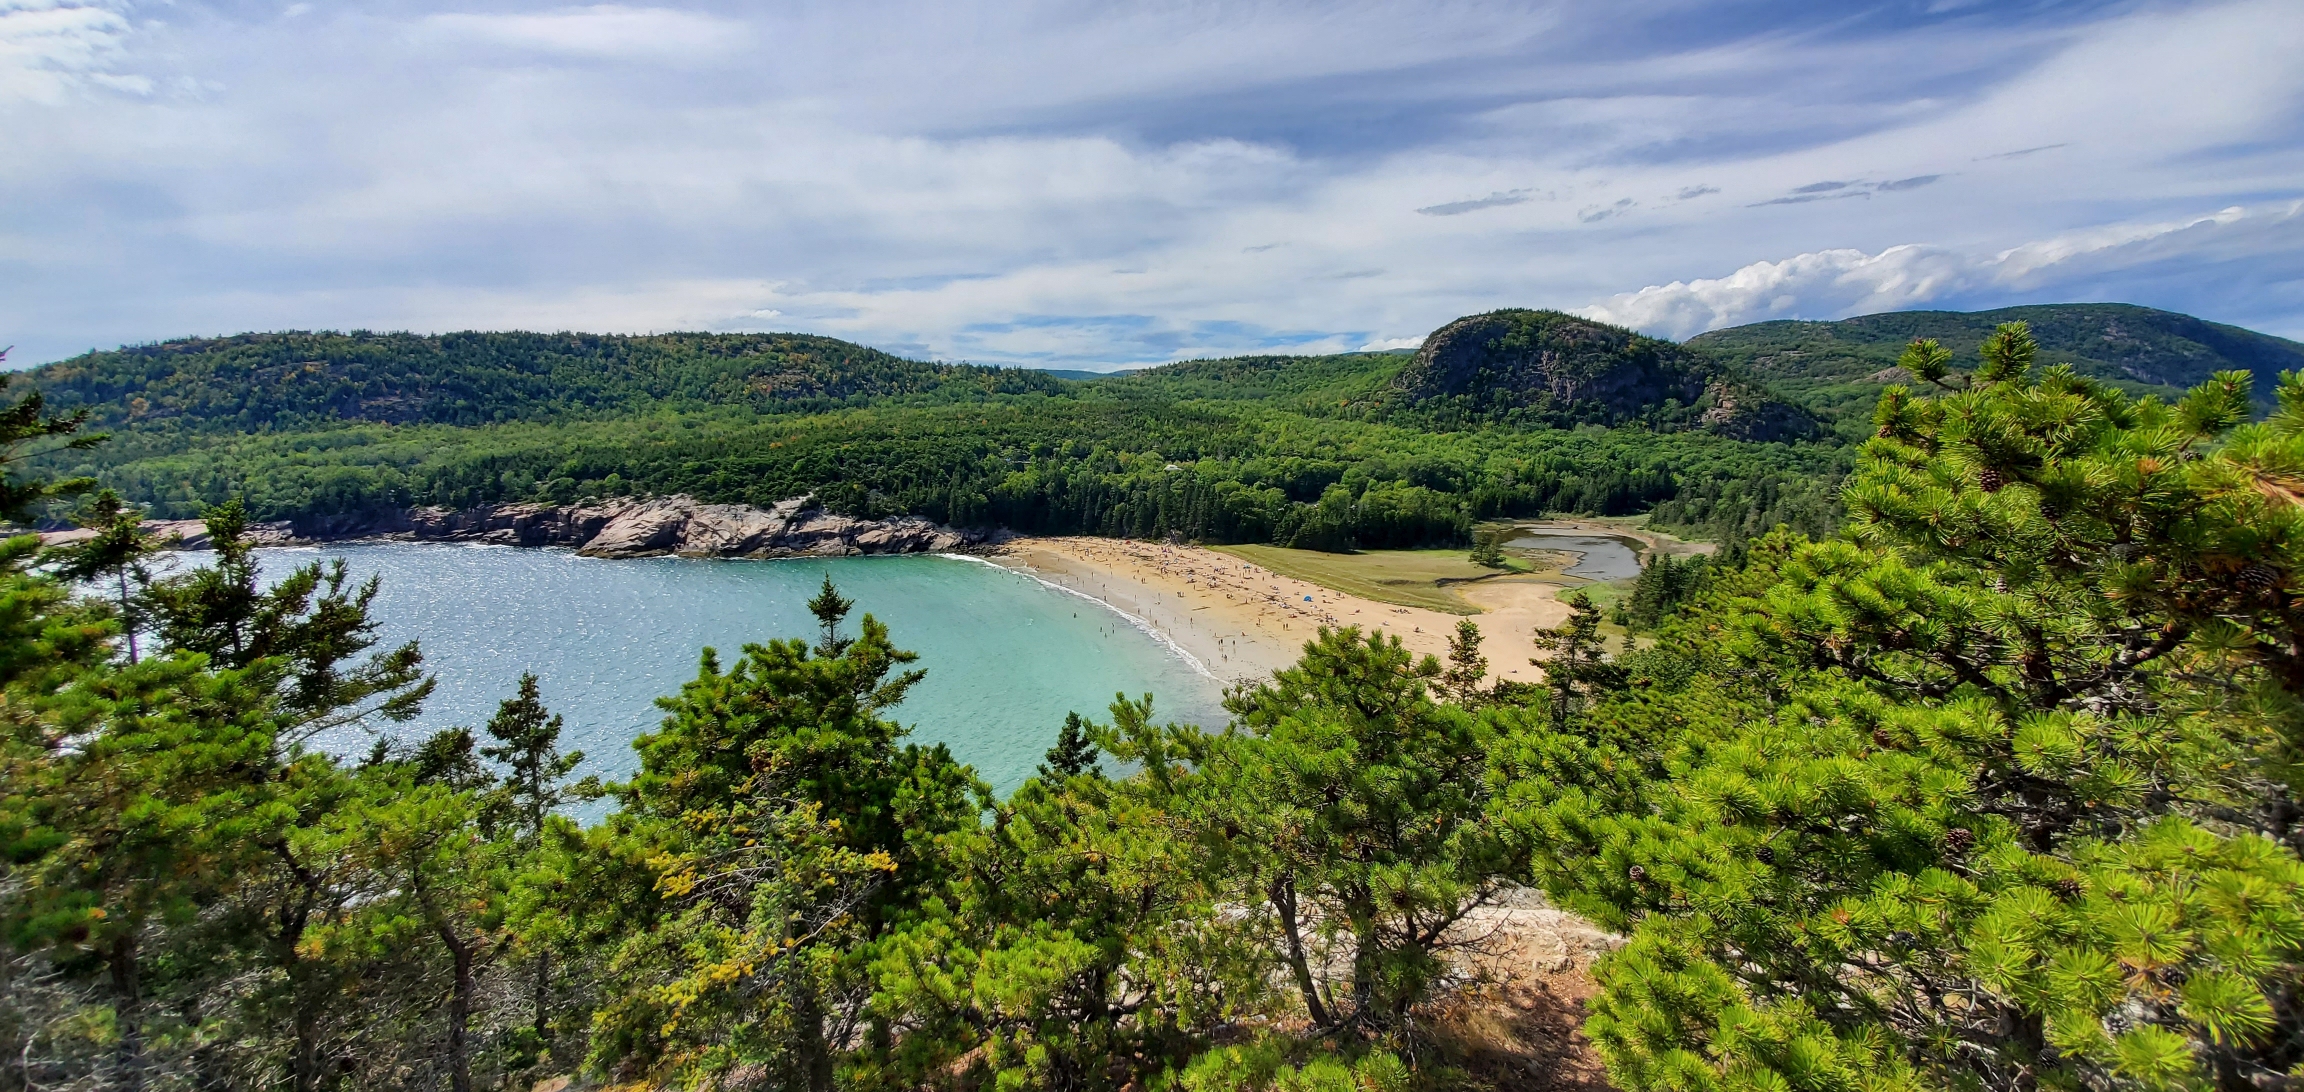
[8,323,2304,1092]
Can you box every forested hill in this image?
[26,302,2288,553]
[1691,303,2304,426]
[25,330,1070,431]
[1390,309,1816,439]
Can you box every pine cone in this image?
[1876,424,1894,440]
[1943,827,1974,854]
[1977,467,2005,492]
[2052,877,2083,900]
[1753,845,1775,866]
[2238,563,2281,592]
[1627,865,1647,883]
[2039,499,2064,521]
[1871,728,1897,750]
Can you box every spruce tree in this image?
[1038,710,1100,779]
[480,672,585,842]
[44,489,160,662]
[1530,590,1623,726]
[1441,617,1489,705]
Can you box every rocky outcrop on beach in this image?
[38,495,986,558]
[406,495,981,558]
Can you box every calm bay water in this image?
[249,543,1226,794]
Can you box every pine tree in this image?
[1530,590,1623,726]
[807,571,854,657]
[1037,710,1100,779]
[1103,626,1507,1029]
[0,360,101,524]
[1441,617,1489,705]
[590,583,976,1090]
[44,489,160,662]
[480,672,585,842]
[1536,325,2304,1092]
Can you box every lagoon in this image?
[251,543,1228,794]
[1502,530,1646,580]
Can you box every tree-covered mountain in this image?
[31,303,2287,553]
[1389,309,1817,439]
[26,330,1069,431]
[18,318,1850,551]
[1691,303,2304,428]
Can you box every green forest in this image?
[30,306,2289,559]
[8,322,2304,1092]
[21,314,1876,552]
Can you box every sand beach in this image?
[987,537,1574,692]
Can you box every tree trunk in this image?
[439,923,476,1092]
[1269,874,1331,1027]
[790,972,834,1092]
[531,949,551,1049]
[117,571,139,664]
[109,930,143,1092]
[292,991,325,1092]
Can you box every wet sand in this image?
[988,537,1570,692]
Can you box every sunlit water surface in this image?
[248,543,1226,795]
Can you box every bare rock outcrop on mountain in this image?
[38,496,984,558]
[1394,309,1816,440]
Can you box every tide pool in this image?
[248,543,1228,794]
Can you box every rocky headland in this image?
[40,495,989,559]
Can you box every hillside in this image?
[1690,303,2304,427]
[20,319,1848,551]
[26,330,1069,431]
[1392,309,1816,440]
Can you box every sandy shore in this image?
[987,537,1570,692]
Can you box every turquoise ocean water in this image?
[250,543,1227,795]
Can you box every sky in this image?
[3,0,2300,369]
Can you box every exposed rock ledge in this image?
[38,496,988,559]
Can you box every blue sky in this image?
[3,0,2299,368]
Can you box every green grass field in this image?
[1208,545,1520,614]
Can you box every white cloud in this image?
[1583,203,2304,339]
[419,5,747,60]
[1359,336,1425,352]
[0,0,133,104]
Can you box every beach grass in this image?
[1206,545,1521,615]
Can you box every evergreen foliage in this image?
[1623,551,1709,631]
[12,319,2304,1092]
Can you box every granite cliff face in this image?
[41,496,984,558]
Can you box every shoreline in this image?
[986,537,1569,690]
[38,499,1589,691]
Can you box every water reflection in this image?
[1501,531,1645,580]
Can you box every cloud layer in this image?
[3,0,2300,368]
[1585,204,2304,338]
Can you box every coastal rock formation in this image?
[38,495,984,558]
[404,495,978,557]
[39,518,299,550]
